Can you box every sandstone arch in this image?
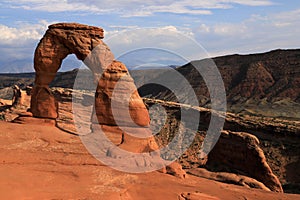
[30,23,149,127]
[29,23,186,174]
[31,23,106,118]
[31,22,155,151]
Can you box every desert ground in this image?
[1,120,299,200]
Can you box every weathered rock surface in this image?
[4,22,298,194]
[11,85,31,109]
[178,191,221,200]
[206,130,283,192]
[1,121,300,199]
[31,23,110,119]
[166,162,187,179]
[93,61,150,127]
[188,168,271,191]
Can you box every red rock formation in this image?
[143,98,299,192]
[228,61,275,99]
[10,85,31,109]
[30,23,171,172]
[31,23,109,118]
[188,168,271,191]
[206,130,283,193]
[92,60,150,127]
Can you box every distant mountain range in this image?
[1,48,299,118]
[136,49,300,118]
[0,54,82,73]
[0,54,178,73]
[0,59,34,73]
[137,49,300,103]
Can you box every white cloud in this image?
[104,26,209,65]
[0,5,298,72]
[4,0,275,15]
[197,24,211,33]
[0,20,48,45]
[213,23,247,36]
[0,22,202,70]
[193,8,300,57]
[4,0,108,13]
[219,0,273,6]
[0,20,52,63]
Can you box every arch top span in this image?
[48,23,105,34]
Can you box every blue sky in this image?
[0,0,299,72]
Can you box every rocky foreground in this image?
[0,88,299,199]
[0,121,299,200]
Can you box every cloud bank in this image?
[4,0,274,16]
[0,1,298,72]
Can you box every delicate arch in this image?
[30,23,108,118]
[30,22,148,128]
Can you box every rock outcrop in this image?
[206,131,283,193]
[15,22,294,191]
[4,87,290,192]
[188,168,271,191]
[12,85,31,109]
